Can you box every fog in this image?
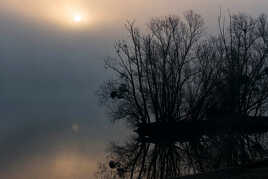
[0,0,267,178]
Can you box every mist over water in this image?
[0,0,268,178]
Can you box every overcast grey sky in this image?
[0,1,268,178]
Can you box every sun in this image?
[73,15,82,22]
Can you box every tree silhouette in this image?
[98,11,268,178]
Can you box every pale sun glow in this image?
[0,2,99,27]
[73,15,82,22]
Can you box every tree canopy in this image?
[98,11,268,178]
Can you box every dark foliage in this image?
[97,11,268,179]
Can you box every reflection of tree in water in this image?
[107,134,266,178]
[97,11,268,178]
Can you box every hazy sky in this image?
[0,1,268,178]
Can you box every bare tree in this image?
[100,10,204,126]
[98,11,268,178]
